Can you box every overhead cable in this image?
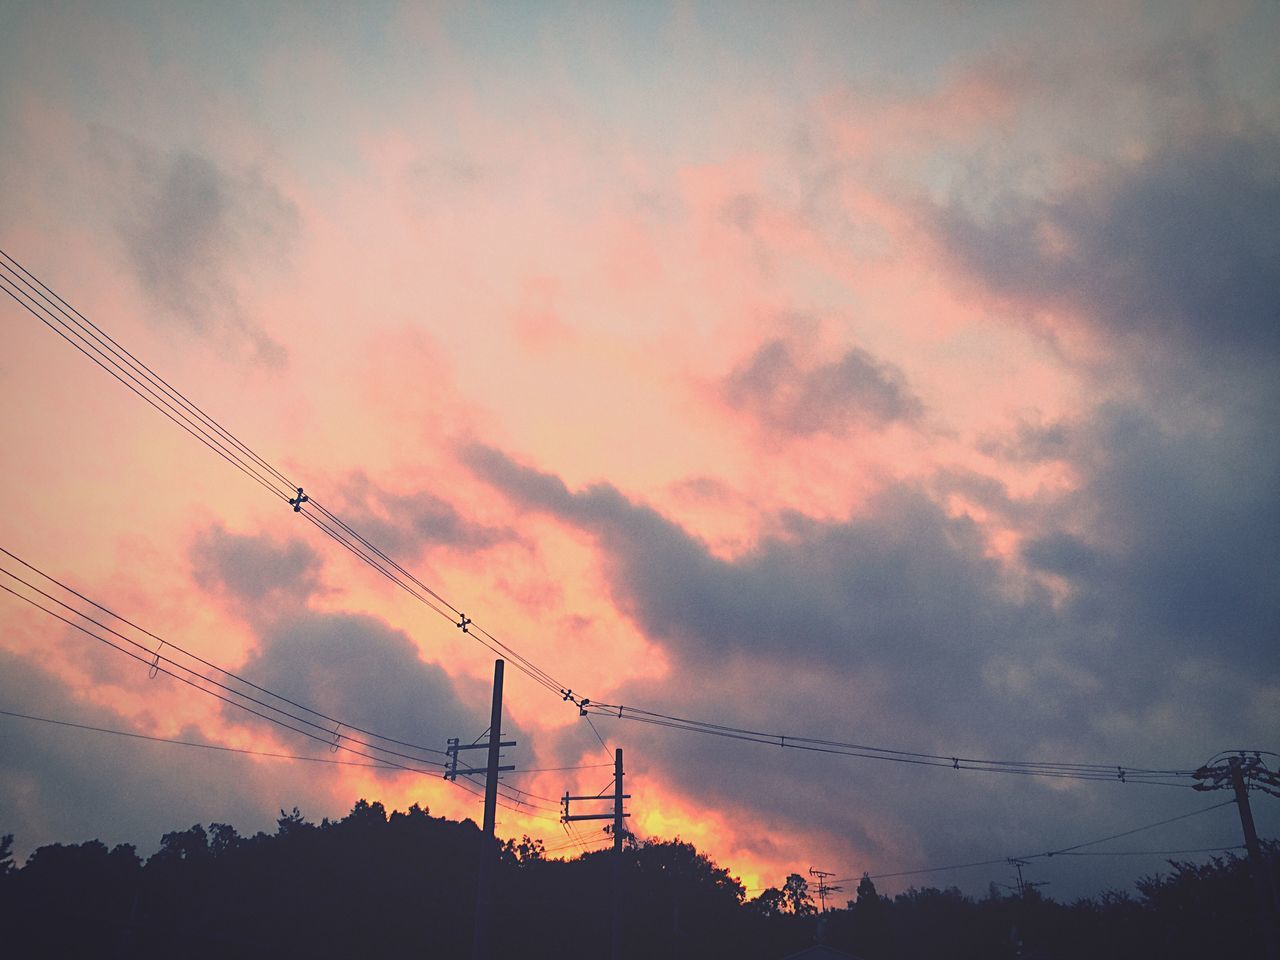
[0,250,1224,788]
[833,798,1238,884]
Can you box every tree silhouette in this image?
[850,873,891,958]
[783,872,816,916]
[750,886,787,917]
[0,806,1272,959]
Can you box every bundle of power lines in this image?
[0,249,1221,793]
[0,545,561,822]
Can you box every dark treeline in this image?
[1,801,1275,959]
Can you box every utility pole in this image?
[612,749,625,960]
[1008,857,1047,901]
[808,868,842,914]
[1230,756,1279,960]
[1004,858,1047,959]
[1194,752,1280,960]
[563,747,630,960]
[451,660,518,960]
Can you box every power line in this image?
[1036,800,1238,856]
[1054,846,1246,857]
[0,252,298,492]
[0,561,553,820]
[1,250,1227,789]
[543,831,611,856]
[0,561,442,768]
[506,763,614,774]
[0,266,294,505]
[0,250,571,701]
[582,702,1199,787]
[833,799,1238,884]
[0,577,440,773]
[0,545,447,758]
[584,713,614,762]
[494,781,565,807]
[0,707,399,769]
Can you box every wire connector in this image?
[561,689,593,716]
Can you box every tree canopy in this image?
[0,804,1274,959]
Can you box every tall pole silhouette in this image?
[1195,754,1279,960]
[1229,757,1279,960]
[612,747,625,960]
[561,747,630,960]
[472,659,505,960]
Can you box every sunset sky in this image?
[1,0,1277,902]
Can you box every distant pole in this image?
[612,747,624,960]
[472,659,505,960]
[560,746,630,957]
[809,869,841,914]
[1229,757,1279,960]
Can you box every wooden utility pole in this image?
[1195,753,1280,960]
[612,748,625,960]
[471,659,506,960]
[1229,757,1279,960]
[562,747,630,960]
[809,868,842,913]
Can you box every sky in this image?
[1,0,1277,903]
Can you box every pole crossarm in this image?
[444,735,517,781]
[560,793,631,821]
[1192,751,1280,794]
[451,741,518,751]
[809,868,842,913]
[563,813,630,822]
[448,766,515,779]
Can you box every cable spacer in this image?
[288,488,309,512]
[147,640,165,679]
[457,614,471,634]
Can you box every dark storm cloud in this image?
[234,609,498,758]
[0,648,332,863]
[336,471,515,557]
[1022,404,1280,670]
[186,525,503,755]
[102,134,296,366]
[930,131,1280,362]
[722,338,923,436]
[544,617,1267,901]
[1021,531,1101,578]
[190,523,324,608]
[978,417,1072,463]
[471,438,1277,895]
[466,436,1277,732]
[463,443,1034,694]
